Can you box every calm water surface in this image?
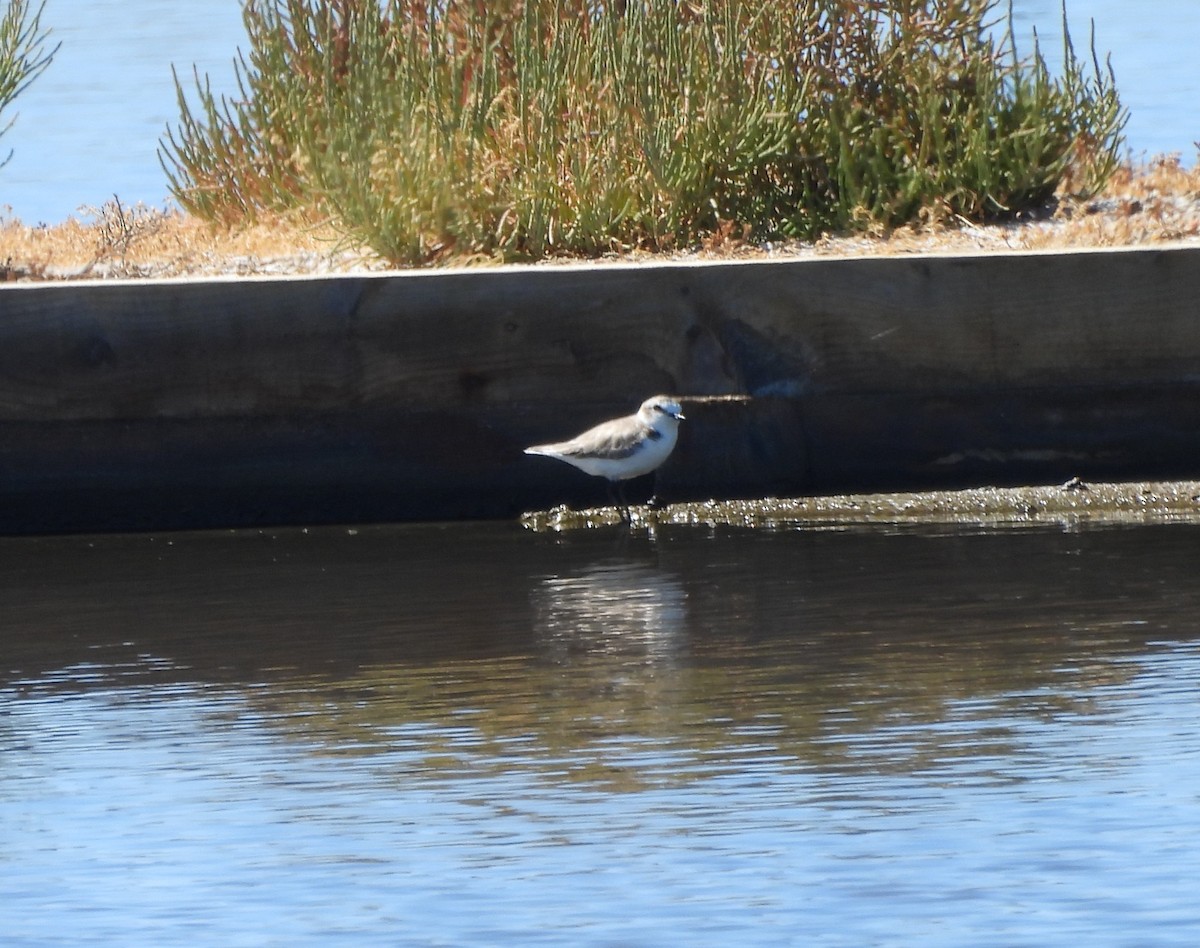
[1,0,1198,223]
[3,520,1200,945]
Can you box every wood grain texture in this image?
[0,246,1199,531]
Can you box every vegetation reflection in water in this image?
[4,519,1180,794]
[252,574,1170,793]
[5,520,1200,943]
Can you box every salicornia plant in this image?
[161,0,1127,264]
[0,0,57,168]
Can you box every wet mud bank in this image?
[521,479,1200,531]
[2,244,1200,534]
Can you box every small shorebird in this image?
[524,395,685,519]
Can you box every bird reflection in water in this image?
[531,560,687,669]
[530,559,691,760]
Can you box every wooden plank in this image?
[0,245,1198,532]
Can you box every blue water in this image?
[1,1,246,224]
[0,0,1196,225]
[3,521,1200,945]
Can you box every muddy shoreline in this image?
[522,479,1200,531]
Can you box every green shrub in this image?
[161,0,1127,264]
[0,0,56,169]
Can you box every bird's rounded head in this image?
[639,395,685,424]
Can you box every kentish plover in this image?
[524,395,685,518]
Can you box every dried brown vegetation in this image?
[0,199,367,281]
[1,155,1198,282]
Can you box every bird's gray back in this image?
[555,417,655,461]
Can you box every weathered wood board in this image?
[1,245,1199,533]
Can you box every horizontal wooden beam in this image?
[2,245,1198,533]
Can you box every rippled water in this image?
[0,0,1197,223]
[4,521,1200,945]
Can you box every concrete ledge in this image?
[2,245,1200,533]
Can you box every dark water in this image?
[3,520,1200,945]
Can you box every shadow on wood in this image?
[2,246,1200,533]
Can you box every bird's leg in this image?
[607,480,631,523]
[646,471,667,510]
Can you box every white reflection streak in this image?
[531,562,687,661]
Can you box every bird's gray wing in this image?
[556,419,655,460]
